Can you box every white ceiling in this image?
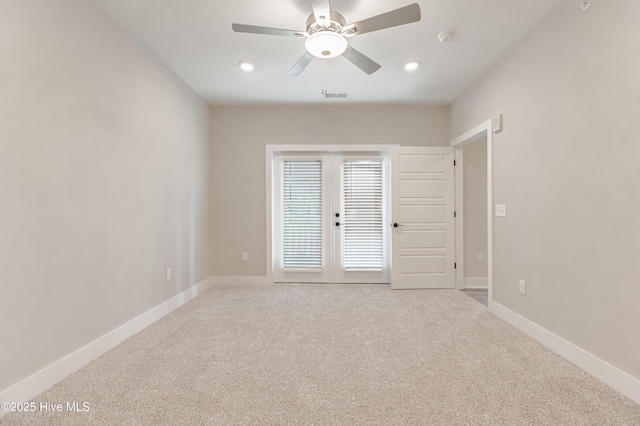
[93,0,566,105]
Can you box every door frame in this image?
[266,144,397,284]
[449,119,494,307]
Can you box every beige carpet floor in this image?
[2,284,639,425]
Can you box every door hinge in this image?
[454,262,457,269]
[454,160,456,166]
[454,211,457,218]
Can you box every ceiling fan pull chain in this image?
[321,58,327,96]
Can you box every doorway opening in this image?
[450,120,494,308]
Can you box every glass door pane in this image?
[333,155,390,283]
[274,155,332,283]
[282,160,323,269]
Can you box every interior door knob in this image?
[335,222,340,227]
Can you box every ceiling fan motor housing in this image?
[305,11,347,34]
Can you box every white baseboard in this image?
[490,301,640,405]
[464,277,488,288]
[0,277,214,416]
[211,276,268,286]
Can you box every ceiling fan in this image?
[232,1,421,76]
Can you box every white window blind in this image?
[283,160,323,269]
[343,160,383,271]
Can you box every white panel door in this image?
[391,147,455,289]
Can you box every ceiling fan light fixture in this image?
[238,61,255,72]
[304,31,348,59]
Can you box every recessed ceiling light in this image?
[238,61,255,72]
[403,60,421,72]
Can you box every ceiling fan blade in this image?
[342,46,381,75]
[287,52,315,76]
[311,0,331,27]
[343,3,421,36]
[232,23,306,37]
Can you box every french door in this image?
[273,153,390,283]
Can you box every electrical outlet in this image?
[519,279,526,295]
[166,268,172,281]
[242,252,248,262]
[495,204,507,217]
[477,254,484,263]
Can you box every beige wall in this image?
[0,0,213,391]
[463,138,488,281]
[451,0,640,379]
[210,105,449,276]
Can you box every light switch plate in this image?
[166,268,172,281]
[495,204,507,217]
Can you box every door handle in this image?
[335,221,340,227]
[392,222,403,228]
